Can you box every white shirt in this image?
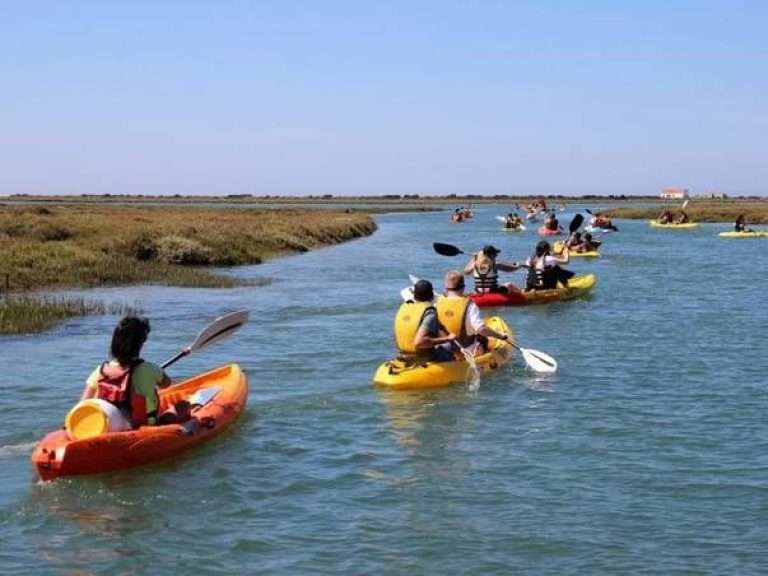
[526,255,561,269]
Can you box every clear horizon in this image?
[2,2,766,197]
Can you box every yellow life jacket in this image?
[393,301,436,355]
[435,295,469,341]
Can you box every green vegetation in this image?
[0,296,139,334]
[601,200,768,223]
[0,205,376,292]
[0,204,376,333]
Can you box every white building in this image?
[660,187,689,200]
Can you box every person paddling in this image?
[544,212,561,232]
[393,280,456,363]
[80,316,175,429]
[525,241,573,290]
[735,214,754,233]
[674,211,690,224]
[463,245,523,295]
[437,270,511,355]
[504,213,523,229]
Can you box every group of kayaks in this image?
[32,207,764,482]
[649,220,768,237]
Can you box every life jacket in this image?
[436,295,472,347]
[473,253,499,292]
[525,256,557,290]
[393,301,436,356]
[95,360,155,427]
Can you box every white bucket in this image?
[65,399,132,440]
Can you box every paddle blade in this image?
[519,224,527,231]
[585,208,593,215]
[400,286,414,302]
[682,199,690,210]
[569,213,584,234]
[495,216,506,222]
[189,309,250,353]
[521,347,558,373]
[408,274,421,285]
[433,242,464,257]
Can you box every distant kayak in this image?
[718,231,768,238]
[372,317,514,390]
[584,225,615,234]
[32,364,247,481]
[469,274,597,308]
[649,220,699,229]
[501,226,525,232]
[553,241,600,258]
[538,226,563,236]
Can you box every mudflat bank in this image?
[0,205,376,333]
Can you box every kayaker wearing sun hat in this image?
[463,245,523,295]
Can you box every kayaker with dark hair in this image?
[437,270,510,354]
[658,210,673,224]
[579,233,601,253]
[80,315,172,428]
[565,231,583,249]
[451,208,464,223]
[504,213,523,229]
[463,245,523,295]
[675,211,690,224]
[735,214,753,233]
[394,279,456,362]
[525,241,573,290]
[544,213,561,232]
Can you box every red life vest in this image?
[95,360,152,427]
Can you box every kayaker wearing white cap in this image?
[463,245,523,295]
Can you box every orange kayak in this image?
[32,364,247,481]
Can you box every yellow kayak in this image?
[372,316,514,390]
[718,231,768,238]
[649,220,699,229]
[553,241,600,258]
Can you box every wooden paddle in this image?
[161,309,250,369]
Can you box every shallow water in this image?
[2,206,767,574]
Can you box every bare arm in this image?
[496,261,522,272]
[80,384,96,401]
[477,325,509,341]
[463,256,476,275]
[414,327,456,349]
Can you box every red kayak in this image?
[538,226,562,236]
[469,275,597,308]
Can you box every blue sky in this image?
[1,1,766,196]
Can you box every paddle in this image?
[402,276,558,373]
[569,213,584,234]
[161,309,250,369]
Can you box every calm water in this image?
[2,206,767,575]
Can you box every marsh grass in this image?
[0,205,376,292]
[0,296,140,334]
[0,205,375,333]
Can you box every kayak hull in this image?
[649,220,699,229]
[553,241,600,258]
[469,274,597,308]
[373,316,514,390]
[32,364,248,481]
[718,231,768,238]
